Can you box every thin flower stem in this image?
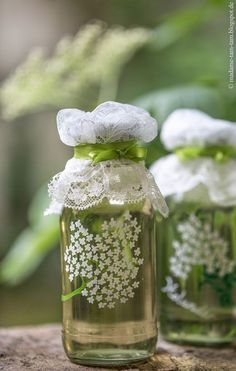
[62,277,87,302]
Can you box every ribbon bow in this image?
[74,140,147,164]
[175,145,236,163]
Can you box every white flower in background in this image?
[1,22,151,121]
[63,211,143,309]
[162,276,212,319]
[162,213,235,317]
[170,214,235,280]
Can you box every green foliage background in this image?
[0,0,235,325]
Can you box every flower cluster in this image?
[170,214,235,280]
[162,276,212,319]
[64,210,143,309]
[1,22,150,120]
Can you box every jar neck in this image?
[73,140,147,164]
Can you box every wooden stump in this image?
[0,324,235,370]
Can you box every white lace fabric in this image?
[46,101,168,217]
[46,158,168,216]
[151,109,236,206]
[151,155,236,206]
[57,101,157,145]
[161,109,236,150]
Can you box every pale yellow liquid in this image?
[158,203,236,346]
[60,200,157,366]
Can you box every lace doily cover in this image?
[57,101,157,145]
[46,102,168,217]
[151,109,236,206]
[161,109,236,150]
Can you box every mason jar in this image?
[151,108,236,346]
[60,198,159,365]
[158,198,236,345]
[46,101,168,365]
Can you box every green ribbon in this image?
[74,140,147,164]
[175,145,236,163]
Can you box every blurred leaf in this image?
[219,89,236,122]
[0,186,59,285]
[208,0,226,5]
[134,85,224,125]
[0,222,59,286]
[28,184,56,228]
[149,0,224,50]
[145,138,166,168]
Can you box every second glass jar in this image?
[158,199,236,346]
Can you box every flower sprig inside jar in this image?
[62,211,143,308]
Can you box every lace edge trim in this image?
[45,192,169,217]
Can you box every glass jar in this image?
[60,198,158,366]
[46,101,168,365]
[158,198,236,346]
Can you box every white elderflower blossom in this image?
[1,23,151,121]
[64,211,143,309]
[162,213,236,316]
[170,214,235,280]
[162,277,212,319]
